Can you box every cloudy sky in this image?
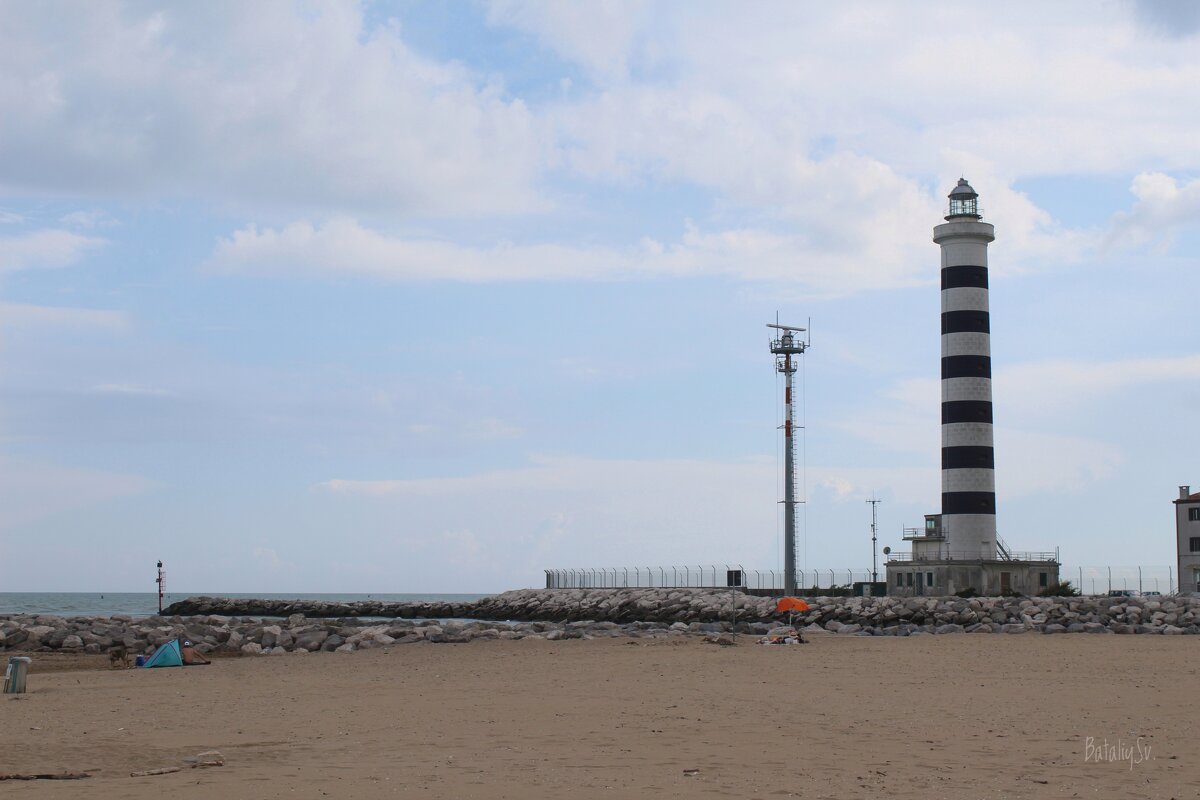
[1,1,1197,593]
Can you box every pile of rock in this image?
[3,591,1196,658]
[0,613,748,656]
[163,588,1200,632]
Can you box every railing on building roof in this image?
[886,551,1058,563]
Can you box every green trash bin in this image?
[3,656,32,694]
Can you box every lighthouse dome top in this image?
[946,178,982,220]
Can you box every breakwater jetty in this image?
[159,588,1200,631]
[1,590,1196,657]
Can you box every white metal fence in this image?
[544,566,878,591]
[1066,566,1179,596]
[544,564,1188,596]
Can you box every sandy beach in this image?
[3,634,1197,799]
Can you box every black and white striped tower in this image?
[934,179,996,558]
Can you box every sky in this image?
[0,0,1198,593]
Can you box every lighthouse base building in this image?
[886,179,1059,597]
[887,514,1060,597]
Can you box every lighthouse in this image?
[885,178,1060,597]
[935,179,996,558]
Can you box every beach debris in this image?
[183,751,225,768]
[132,750,224,777]
[131,767,182,777]
[702,633,737,646]
[682,769,700,777]
[1,772,91,781]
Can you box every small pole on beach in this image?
[156,560,165,613]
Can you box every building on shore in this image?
[1177,485,1200,594]
[886,179,1059,597]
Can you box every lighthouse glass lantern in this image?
[946,178,980,219]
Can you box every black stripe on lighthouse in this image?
[942,401,993,424]
[941,265,989,290]
[941,355,991,379]
[941,491,997,515]
[941,310,990,334]
[942,446,995,470]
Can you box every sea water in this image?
[0,592,488,617]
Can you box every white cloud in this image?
[0,302,128,329]
[0,4,544,217]
[0,457,153,529]
[92,383,172,398]
[466,417,524,442]
[210,216,937,292]
[320,455,779,567]
[845,354,1200,456]
[319,454,938,574]
[1105,173,1200,250]
[486,0,652,82]
[59,210,116,229]
[994,429,1122,497]
[6,2,1195,284]
[995,354,1200,417]
[0,229,105,273]
[835,352,1198,505]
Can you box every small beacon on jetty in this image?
[886,180,1060,597]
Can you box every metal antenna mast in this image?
[866,496,882,583]
[768,321,809,596]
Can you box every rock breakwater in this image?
[163,588,1200,631]
[2,591,1195,657]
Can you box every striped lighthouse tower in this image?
[935,179,996,558]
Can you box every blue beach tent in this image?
[141,640,183,668]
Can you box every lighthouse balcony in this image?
[903,526,945,541]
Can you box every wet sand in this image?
[3,634,1197,798]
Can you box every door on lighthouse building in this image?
[1000,572,1012,594]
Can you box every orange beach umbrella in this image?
[776,597,810,614]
